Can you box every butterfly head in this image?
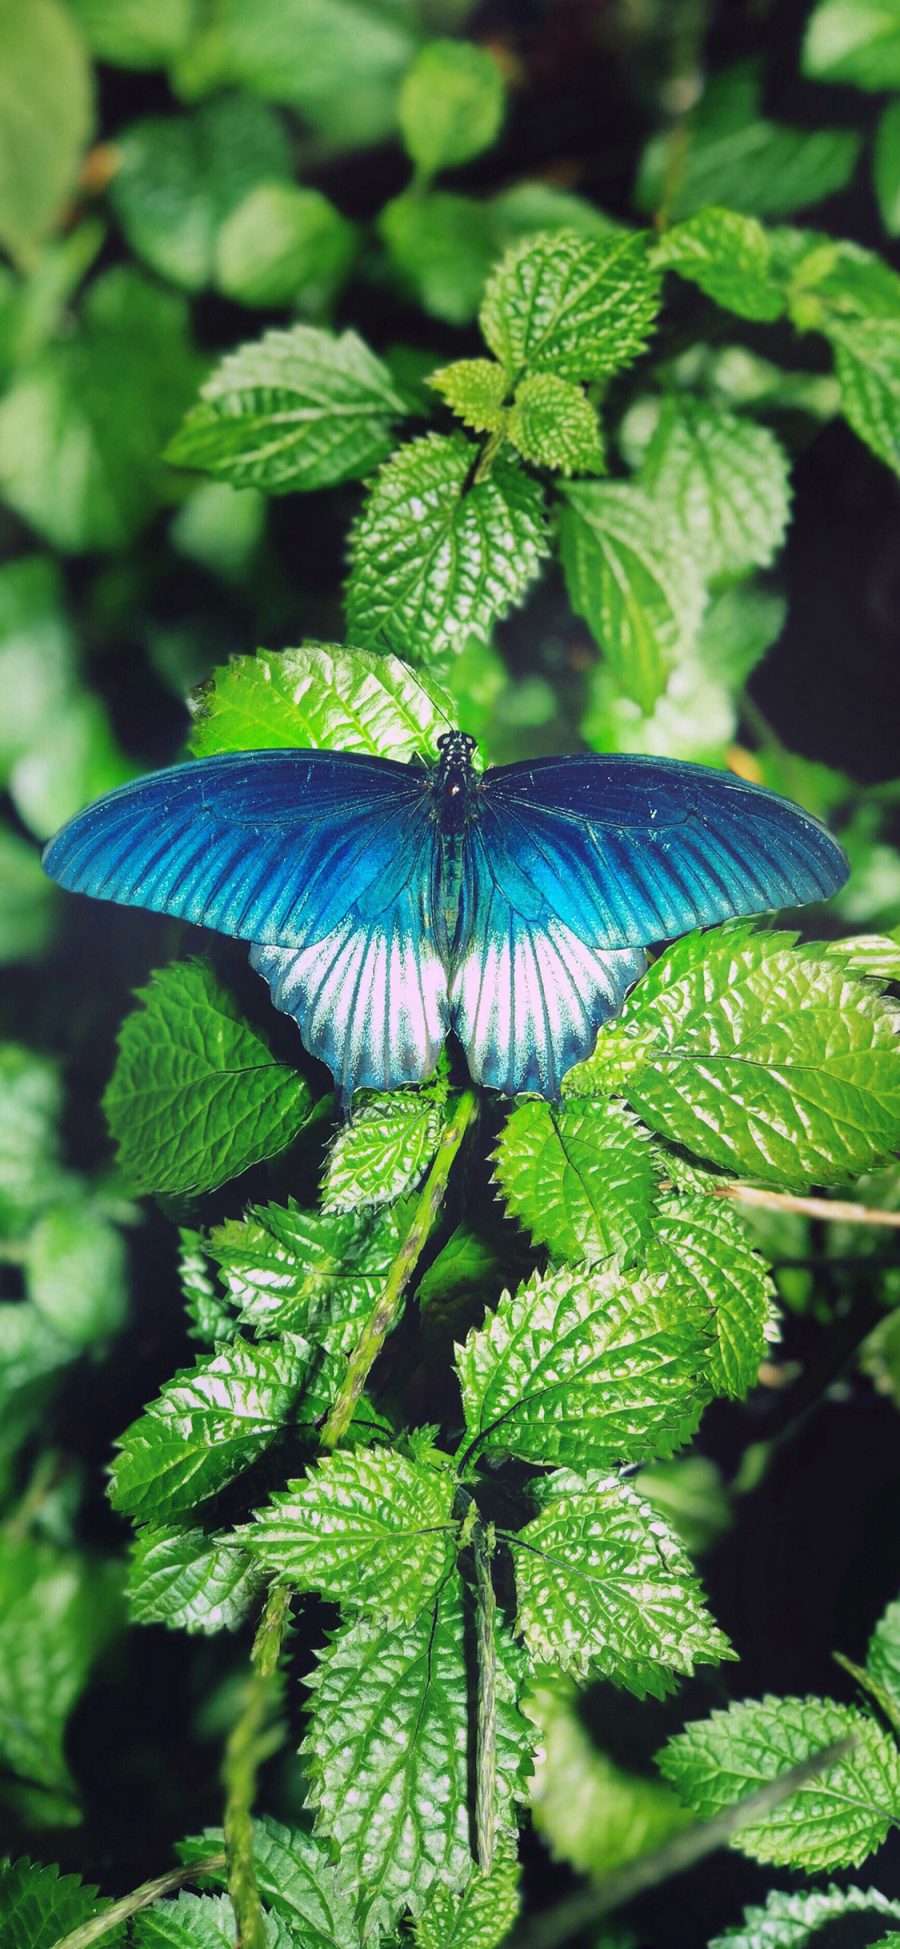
[434,731,479,832]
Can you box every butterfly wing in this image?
[43,750,449,1101]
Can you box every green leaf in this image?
[166,324,408,492]
[492,1098,655,1266]
[69,0,192,67]
[110,95,291,293]
[455,1262,708,1469]
[559,481,706,711]
[636,1454,733,1557]
[177,1814,357,1948]
[0,1044,69,1239]
[399,40,505,177]
[322,1093,444,1212]
[378,190,498,326]
[830,318,900,477]
[658,1695,900,1870]
[511,1469,732,1696]
[875,100,900,234]
[0,1858,122,1949]
[803,0,900,89]
[127,1526,262,1635]
[824,931,900,980]
[0,1304,73,1470]
[653,208,784,322]
[0,557,74,778]
[0,1534,122,1812]
[0,824,57,965]
[104,960,313,1197]
[693,582,787,691]
[179,1230,238,1346]
[109,1334,311,1521]
[189,642,454,763]
[636,61,861,221]
[428,358,509,435]
[525,1673,689,1880]
[567,924,900,1189]
[0,270,201,553]
[170,481,265,585]
[642,1194,776,1399]
[133,1892,257,1949]
[0,0,93,268]
[413,1846,520,1949]
[640,398,792,581]
[490,181,626,245]
[245,1445,458,1623]
[303,1572,530,1939]
[346,433,549,661]
[26,1202,128,1347]
[506,374,605,474]
[867,1594,900,1715]
[11,688,131,843]
[216,183,357,313]
[710,1883,900,1949]
[480,230,660,383]
[209,1198,406,1352]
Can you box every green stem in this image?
[222,1584,292,1949]
[48,1858,227,1949]
[322,1087,478,1448]
[473,1518,498,1873]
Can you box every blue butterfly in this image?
[42,734,848,1105]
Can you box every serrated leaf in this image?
[0,0,93,268]
[824,932,900,980]
[711,1883,900,1949]
[323,1093,444,1212]
[507,374,605,474]
[166,324,408,492]
[526,1673,689,1880]
[189,641,454,763]
[209,1198,406,1353]
[133,1892,264,1949]
[492,1098,655,1266]
[413,1844,520,1949]
[829,318,900,477]
[346,432,549,661]
[455,1262,708,1469]
[559,481,707,711]
[654,208,784,322]
[568,923,900,1189]
[511,1469,732,1696]
[399,40,505,177]
[379,190,498,326]
[875,100,900,234]
[480,230,660,382]
[640,398,791,582]
[803,0,900,89]
[245,1445,458,1623]
[179,1230,238,1345]
[868,1595,900,1714]
[127,1526,262,1635]
[109,1335,311,1521]
[26,1202,128,1347]
[658,1695,900,1870]
[104,960,313,1197]
[428,358,509,435]
[303,1572,531,1939]
[0,1535,122,1812]
[0,1858,123,1949]
[177,1814,357,1949]
[643,1194,776,1399]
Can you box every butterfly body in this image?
[43,735,848,1105]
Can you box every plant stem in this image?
[322,1087,478,1448]
[715,1182,900,1228]
[222,1584,292,1949]
[473,1518,498,1873]
[48,1858,227,1949]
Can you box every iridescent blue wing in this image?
[42,750,449,1102]
[450,753,847,1096]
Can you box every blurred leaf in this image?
[414,1846,520,1949]
[26,1201,128,1347]
[10,688,132,841]
[127,1525,262,1635]
[399,39,505,177]
[177,1814,357,1947]
[0,1045,68,1239]
[658,1695,900,1870]
[0,1858,123,1949]
[480,230,660,382]
[170,481,265,584]
[216,184,357,312]
[109,1335,312,1521]
[640,397,792,581]
[111,95,291,292]
[492,1098,655,1266]
[0,0,93,268]
[104,960,314,1196]
[803,0,900,88]
[526,1674,689,1880]
[512,1469,732,1695]
[643,1194,776,1399]
[346,432,549,661]
[70,0,193,67]
[710,1884,900,1949]
[829,318,900,477]
[567,924,900,1189]
[379,190,498,325]
[0,1533,122,1816]
[875,100,900,234]
[0,1303,74,1480]
[456,1263,708,1469]
[429,356,508,433]
[507,374,606,473]
[0,824,57,964]
[491,181,625,244]
[167,324,408,492]
[0,556,75,777]
[694,582,786,689]
[189,642,454,761]
[559,481,706,711]
[0,269,202,552]
[636,1455,733,1557]
[245,1444,458,1622]
[654,207,784,322]
[322,1092,444,1212]
[209,1197,406,1352]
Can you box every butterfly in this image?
[42,733,848,1105]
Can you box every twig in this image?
[222,1584,292,1949]
[48,1858,227,1949]
[714,1182,900,1229]
[322,1088,478,1447]
[473,1519,498,1873]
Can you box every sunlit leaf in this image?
[492,1098,655,1266]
